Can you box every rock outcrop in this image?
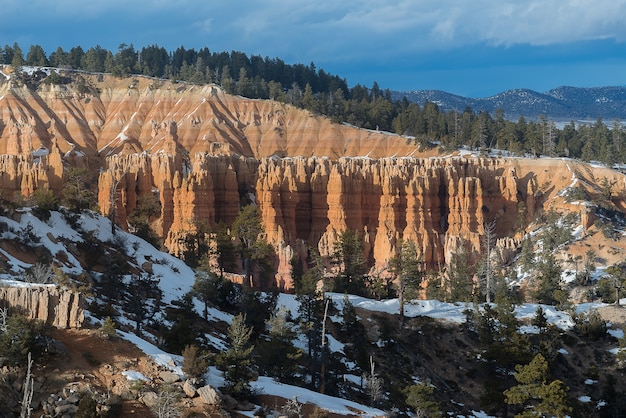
[2,71,626,290]
[0,72,426,160]
[94,152,622,289]
[0,285,84,328]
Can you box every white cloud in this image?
[1,0,625,64]
[183,0,626,60]
[477,0,626,45]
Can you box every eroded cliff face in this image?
[2,70,626,290]
[0,72,426,160]
[96,153,584,289]
[0,286,84,329]
[255,156,525,285]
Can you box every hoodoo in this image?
[1,70,625,289]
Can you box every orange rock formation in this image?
[1,70,626,289]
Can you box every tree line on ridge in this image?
[1,42,625,166]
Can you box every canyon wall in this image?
[0,286,84,329]
[0,71,427,160]
[2,71,626,290]
[98,153,543,288]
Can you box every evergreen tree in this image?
[220,65,234,93]
[231,205,276,289]
[210,222,237,278]
[26,44,48,66]
[160,293,202,354]
[404,382,441,418]
[478,220,497,303]
[445,242,475,302]
[531,252,567,307]
[67,46,85,69]
[504,354,571,418]
[236,67,253,97]
[81,45,107,72]
[331,229,368,295]
[1,44,14,65]
[128,192,161,247]
[256,307,302,383]
[340,293,358,334]
[216,314,255,398]
[49,47,69,68]
[124,273,162,336]
[531,305,548,334]
[0,315,49,365]
[388,239,423,324]
[181,344,209,382]
[61,167,97,213]
[191,270,219,320]
[10,42,24,69]
[295,254,325,389]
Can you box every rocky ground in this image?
[1,327,232,417]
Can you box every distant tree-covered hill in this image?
[392,86,626,121]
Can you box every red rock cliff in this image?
[96,152,574,289]
[2,71,626,290]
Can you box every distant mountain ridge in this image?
[393,86,626,121]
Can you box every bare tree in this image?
[20,352,34,418]
[24,263,53,284]
[481,220,497,304]
[320,298,330,394]
[282,396,303,418]
[363,356,384,406]
[152,384,182,418]
[0,307,7,333]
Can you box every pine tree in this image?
[256,307,302,383]
[504,354,571,418]
[388,239,423,324]
[445,241,475,302]
[232,204,271,288]
[404,382,441,417]
[295,254,325,388]
[332,229,368,294]
[531,306,548,334]
[210,222,237,278]
[216,314,255,398]
[181,344,208,382]
[479,220,497,303]
[11,42,24,69]
[25,44,47,66]
[191,271,219,320]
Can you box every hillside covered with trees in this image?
[2,42,626,166]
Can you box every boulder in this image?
[140,391,159,408]
[182,380,197,398]
[54,403,78,416]
[159,370,181,384]
[197,385,221,405]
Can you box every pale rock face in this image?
[0,287,84,329]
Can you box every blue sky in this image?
[1,0,626,98]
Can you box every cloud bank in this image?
[1,0,625,95]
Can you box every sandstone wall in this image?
[0,286,84,329]
[94,153,538,289]
[3,73,626,291]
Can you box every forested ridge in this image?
[4,42,626,418]
[2,42,625,165]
